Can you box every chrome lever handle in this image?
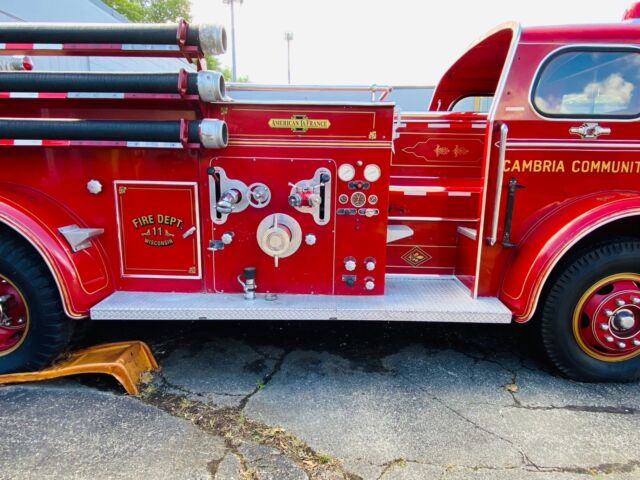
[569,123,611,139]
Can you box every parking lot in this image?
[2,320,640,480]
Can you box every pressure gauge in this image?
[363,164,381,182]
[338,164,356,182]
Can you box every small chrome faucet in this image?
[237,266,257,300]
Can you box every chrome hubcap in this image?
[612,308,636,332]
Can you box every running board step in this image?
[91,278,512,323]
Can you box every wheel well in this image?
[530,215,640,322]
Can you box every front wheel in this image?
[0,233,73,374]
[541,240,640,382]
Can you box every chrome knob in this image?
[221,232,234,245]
[305,234,317,246]
[365,280,375,291]
[365,259,376,271]
[344,259,356,272]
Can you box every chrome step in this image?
[90,277,512,323]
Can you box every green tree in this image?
[102,0,248,82]
[103,0,191,22]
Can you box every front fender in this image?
[500,191,640,322]
[0,183,113,318]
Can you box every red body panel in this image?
[0,183,112,317]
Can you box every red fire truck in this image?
[2,6,640,382]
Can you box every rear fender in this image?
[0,184,113,318]
[500,191,640,322]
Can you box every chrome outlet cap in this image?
[199,119,228,149]
[198,24,227,56]
[197,70,226,102]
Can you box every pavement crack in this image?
[525,460,640,475]
[509,403,640,415]
[137,374,358,480]
[238,348,290,411]
[397,372,536,471]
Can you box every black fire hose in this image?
[0,119,228,148]
[0,71,226,101]
[0,23,227,56]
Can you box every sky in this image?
[191,0,635,86]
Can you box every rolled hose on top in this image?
[0,70,226,102]
[0,118,228,149]
[0,23,227,56]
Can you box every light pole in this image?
[284,31,293,84]
[222,0,243,81]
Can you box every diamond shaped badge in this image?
[401,247,432,267]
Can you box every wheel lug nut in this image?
[16,317,24,325]
[604,309,615,317]
[616,299,626,307]
[618,341,627,349]
[633,297,640,305]
[600,323,610,331]
[605,335,614,343]
[634,339,640,347]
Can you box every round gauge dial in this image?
[338,164,356,182]
[363,164,381,182]
[351,192,367,208]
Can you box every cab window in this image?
[532,48,640,119]
[451,96,493,113]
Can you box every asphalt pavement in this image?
[1,320,640,480]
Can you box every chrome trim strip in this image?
[457,226,478,241]
[489,123,509,246]
[389,216,479,223]
[385,273,455,280]
[222,100,395,107]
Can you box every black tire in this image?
[541,239,640,382]
[0,233,73,374]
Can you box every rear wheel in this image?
[0,233,73,374]
[541,240,640,382]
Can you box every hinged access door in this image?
[115,181,201,279]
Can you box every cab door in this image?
[479,43,640,296]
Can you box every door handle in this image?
[569,123,611,139]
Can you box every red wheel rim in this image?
[573,274,640,362]
[0,274,29,356]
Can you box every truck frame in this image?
[2,7,640,382]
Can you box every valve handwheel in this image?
[540,240,640,382]
[247,183,271,209]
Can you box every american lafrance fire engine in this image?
[2,5,640,383]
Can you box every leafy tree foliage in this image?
[103,0,248,81]
[103,0,191,23]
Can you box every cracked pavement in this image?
[1,321,640,479]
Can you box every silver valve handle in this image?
[217,188,242,214]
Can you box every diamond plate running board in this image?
[91,278,512,323]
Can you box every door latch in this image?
[569,123,611,139]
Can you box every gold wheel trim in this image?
[0,273,30,357]
[573,273,640,363]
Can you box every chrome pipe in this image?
[199,119,228,149]
[489,123,509,246]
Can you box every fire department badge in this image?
[401,247,432,267]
